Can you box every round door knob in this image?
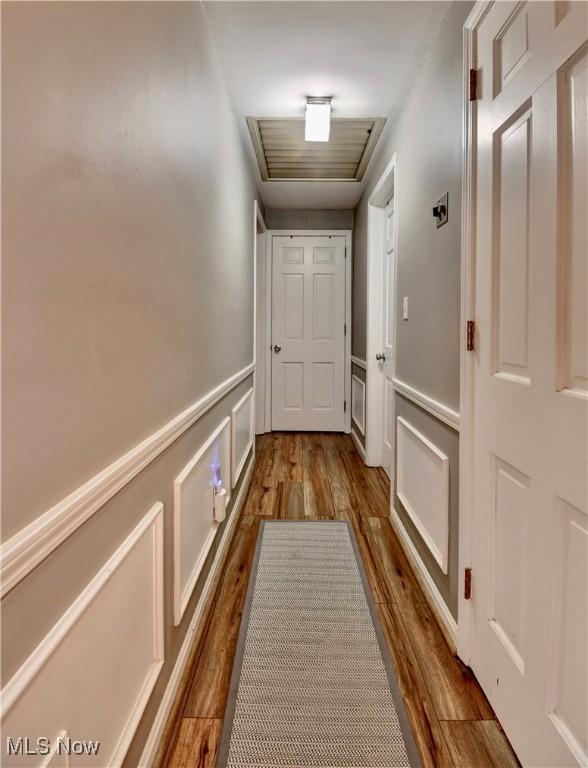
[376,352,386,361]
[273,344,282,353]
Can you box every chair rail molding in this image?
[392,377,460,431]
[0,363,255,598]
[351,355,367,370]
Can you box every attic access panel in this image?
[247,117,386,182]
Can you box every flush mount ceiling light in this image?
[305,97,331,142]
[246,116,386,182]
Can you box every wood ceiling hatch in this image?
[246,117,386,181]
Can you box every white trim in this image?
[392,377,460,431]
[267,230,353,433]
[365,154,397,467]
[458,0,494,664]
[138,457,254,768]
[173,417,231,625]
[0,363,255,598]
[1,502,165,768]
[231,388,255,487]
[390,504,458,649]
[396,416,450,574]
[351,355,367,370]
[350,428,366,462]
[253,200,267,436]
[351,374,366,435]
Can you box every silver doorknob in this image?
[376,352,386,361]
[273,344,282,353]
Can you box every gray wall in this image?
[353,1,472,618]
[1,2,259,763]
[266,208,353,230]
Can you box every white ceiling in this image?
[203,1,450,210]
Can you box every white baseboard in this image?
[138,454,254,768]
[350,428,367,463]
[1,363,255,598]
[389,504,458,650]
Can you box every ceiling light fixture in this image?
[305,97,331,142]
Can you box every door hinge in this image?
[466,320,475,351]
[344,323,347,336]
[344,400,347,413]
[469,68,478,101]
[464,567,472,600]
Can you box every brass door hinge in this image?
[469,68,478,101]
[467,320,475,351]
[464,567,472,600]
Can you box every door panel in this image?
[472,3,587,766]
[271,236,346,431]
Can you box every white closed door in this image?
[471,3,587,766]
[271,236,346,431]
[379,196,396,477]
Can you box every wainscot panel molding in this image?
[174,418,231,626]
[396,416,450,574]
[139,457,254,768]
[351,355,367,370]
[392,377,460,431]
[231,388,254,488]
[390,504,457,649]
[0,502,164,767]
[0,363,255,598]
[351,374,366,435]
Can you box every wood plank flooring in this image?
[163,432,519,768]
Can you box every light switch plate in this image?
[403,296,409,320]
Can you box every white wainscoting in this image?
[231,388,254,488]
[139,456,254,768]
[351,374,366,435]
[396,416,450,574]
[1,503,164,768]
[0,363,255,598]
[173,418,231,626]
[351,355,367,371]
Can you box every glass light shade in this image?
[305,101,331,142]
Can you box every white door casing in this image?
[271,235,347,431]
[379,195,396,477]
[471,3,587,766]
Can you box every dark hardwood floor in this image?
[162,432,519,768]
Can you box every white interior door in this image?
[271,235,346,431]
[471,4,587,766]
[379,196,396,477]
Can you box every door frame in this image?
[458,0,493,664]
[365,154,398,468]
[253,200,268,435]
[263,229,353,433]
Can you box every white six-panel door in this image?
[271,236,346,431]
[471,3,587,766]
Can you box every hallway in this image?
[2,1,587,765]
[161,434,517,768]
